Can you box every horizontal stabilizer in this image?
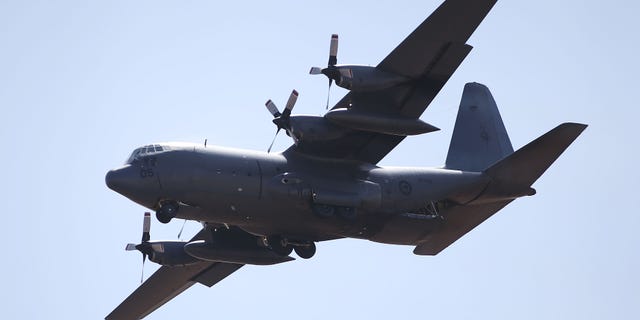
[483,122,587,193]
[413,200,512,255]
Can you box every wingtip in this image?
[566,122,588,129]
[558,122,588,133]
[427,123,440,133]
[413,243,439,256]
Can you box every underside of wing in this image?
[290,0,497,164]
[377,0,497,79]
[106,262,243,320]
[106,227,244,319]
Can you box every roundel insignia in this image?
[399,180,412,195]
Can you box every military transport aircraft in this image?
[105,0,586,318]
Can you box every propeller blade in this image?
[140,253,146,283]
[267,128,281,153]
[265,99,281,118]
[177,219,187,239]
[283,90,298,116]
[309,67,323,75]
[328,34,338,66]
[326,79,332,109]
[125,212,153,283]
[142,212,150,243]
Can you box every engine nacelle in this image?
[146,240,200,267]
[332,65,409,91]
[183,240,294,265]
[325,108,439,136]
[287,115,347,145]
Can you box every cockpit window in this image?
[125,144,169,164]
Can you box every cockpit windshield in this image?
[125,144,169,164]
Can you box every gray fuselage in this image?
[107,143,489,246]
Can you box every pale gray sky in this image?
[1,0,638,319]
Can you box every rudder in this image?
[445,82,513,172]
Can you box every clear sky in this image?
[1,0,638,319]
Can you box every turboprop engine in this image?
[260,34,436,151]
[128,240,199,267]
[126,213,293,277]
[183,240,294,265]
[309,34,409,92]
[311,65,409,92]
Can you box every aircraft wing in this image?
[290,0,497,164]
[106,228,243,320]
[106,262,242,320]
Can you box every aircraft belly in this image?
[174,150,488,245]
[362,168,489,245]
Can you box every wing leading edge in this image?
[289,0,497,164]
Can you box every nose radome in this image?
[105,164,162,208]
[105,167,125,191]
[105,165,138,193]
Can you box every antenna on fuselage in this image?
[204,139,208,148]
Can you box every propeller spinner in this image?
[126,212,153,283]
[264,89,298,152]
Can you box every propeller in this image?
[309,34,340,108]
[264,89,298,152]
[126,212,152,283]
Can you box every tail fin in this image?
[482,123,587,195]
[445,82,513,172]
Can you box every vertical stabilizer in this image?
[445,82,513,172]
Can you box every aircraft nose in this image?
[105,166,133,192]
[105,164,162,208]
